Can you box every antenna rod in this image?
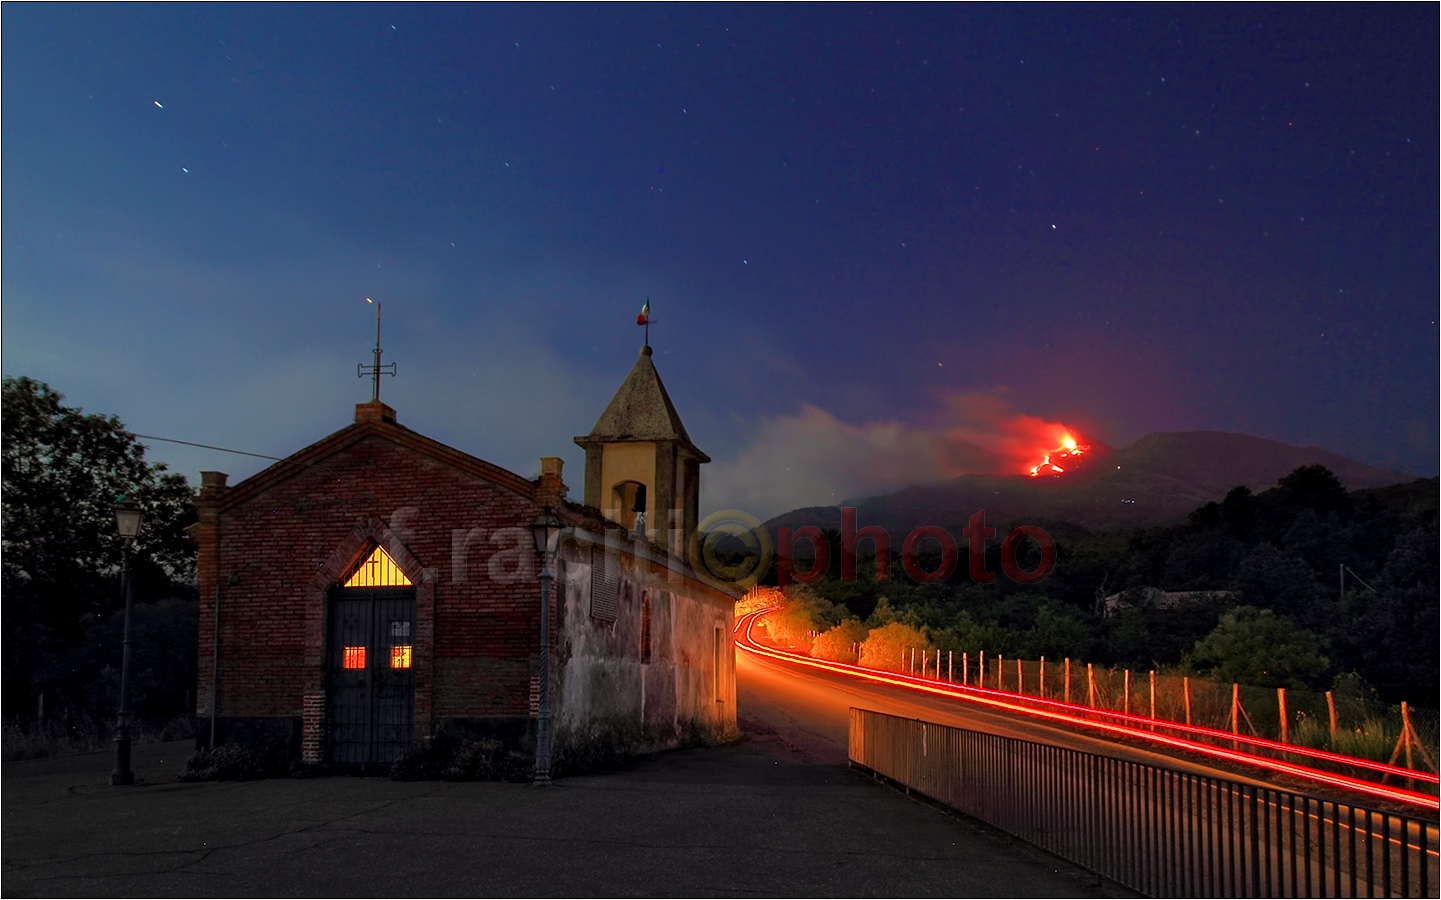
[373,301,382,402]
[358,297,396,400]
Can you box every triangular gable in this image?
[342,545,413,588]
[208,415,538,513]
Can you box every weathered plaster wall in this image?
[552,533,737,764]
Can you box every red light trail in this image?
[735,609,1439,812]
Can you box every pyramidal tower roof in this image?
[577,346,708,459]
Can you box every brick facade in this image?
[194,400,737,769]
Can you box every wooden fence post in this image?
[1124,670,1131,715]
[936,649,942,682]
[1326,691,1337,742]
[1017,658,1024,696]
[1149,670,1157,728]
[1231,683,1240,749]
[1277,688,1288,745]
[979,651,985,687]
[1040,656,1047,699]
[1184,676,1192,726]
[948,650,953,682]
[997,654,1004,691]
[962,652,969,686]
[1064,658,1071,705]
[1086,663,1095,708]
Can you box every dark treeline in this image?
[753,465,1438,706]
[3,377,199,749]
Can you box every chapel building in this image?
[192,343,737,770]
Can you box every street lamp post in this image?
[529,507,563,785]
[112,499,144,786]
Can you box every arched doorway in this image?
[327,544,416,765]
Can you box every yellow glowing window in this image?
[343,646,367,669]
[390,645,413,669]
[343,545,412,588]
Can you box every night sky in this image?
[4,5,1436,521]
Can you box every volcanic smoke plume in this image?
[702,392,1085,520]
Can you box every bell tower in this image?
[575,345,709,554]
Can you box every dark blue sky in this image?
[4,5,1436,518]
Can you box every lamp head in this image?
[114,498,144,543]
[530,506,564,558]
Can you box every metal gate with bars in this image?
[327,586,415,765]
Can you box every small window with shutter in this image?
[590,545,619,622]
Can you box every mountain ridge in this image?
[765,430,1416,534]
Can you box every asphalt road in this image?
[736,633,1281,785]
[736,637,1440,897]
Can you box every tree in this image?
[2,377,196,721]
[1191,606,1329,690]
[811,618,869,664]
[858,621,930,672]
[763,585,842,648]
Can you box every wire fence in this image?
[885,647,1438,776]
[734,590,1439,779]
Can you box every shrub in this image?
[390,735,532,782]
[181,741,289,781]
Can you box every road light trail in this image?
[735,609,1439,812]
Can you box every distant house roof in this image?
[577,345,709,460]
[1102,586,1234,617]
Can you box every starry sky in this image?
[4,5,1436,521]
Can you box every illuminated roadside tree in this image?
[858,621,930,673]
[763,586,843,648]
[811,619,868,664]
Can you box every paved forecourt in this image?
[2,732,1130,898]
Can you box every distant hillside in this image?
[765,431,1415,534]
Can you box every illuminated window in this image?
[343,646,367,669]
[390,645,412,669]
[342,545,413,588]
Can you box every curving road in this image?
[737,611,1440,897]
[737,629,1284,788]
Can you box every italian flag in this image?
[636,299,650,326]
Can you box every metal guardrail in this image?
[849,708,1440,898]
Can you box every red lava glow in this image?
[1029,431,1088,477]
[734,609,1440,812]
